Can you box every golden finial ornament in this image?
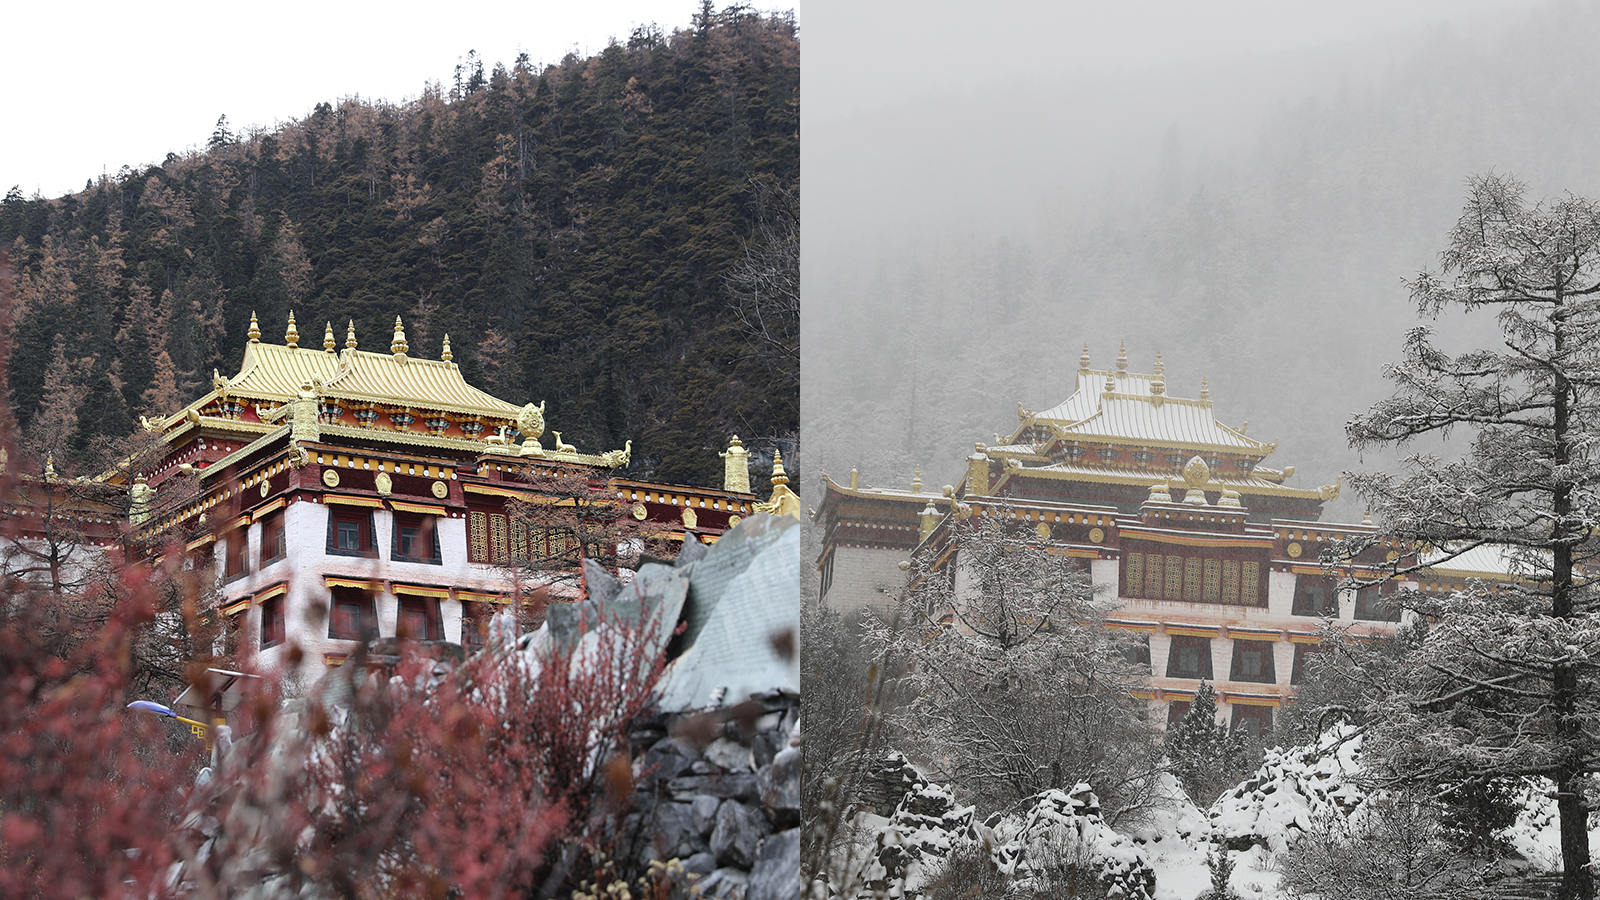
[1079,342,1091,371]
[441,334,453,363]
[391,316,408,356]
[1150,351,1165,399]
[770,450,789,487]
[1200,377,1210,401]
[44,453,56,480]
[1104,370,1116,393]
[911,465,923,493]
[248,312,261,343]
[1116,340,1128,374]
[323,322,336,353]
[285,311,300,348]
[720,435,750,493]
[346,320,358,350]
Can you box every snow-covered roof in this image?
[1032,369,1270,455]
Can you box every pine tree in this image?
[1163,681,1248,807]
[1346,173,1600,899]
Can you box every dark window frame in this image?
[392,512,443,564]
[326,509,379,558]
[1291,643,1324,685]
[1229,639,1278,684]
[223,529,250,581]
[1165,634,1214,680]
[397,596,442,641]
[259,512,287,567]
[328,587,378,640]
[1231,704,1273,737]
[1292,576,1338,617]
[1354,583,1404,622]
[261,595,285,648]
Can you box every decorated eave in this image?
[814,468,953,524]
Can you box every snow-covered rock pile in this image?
[857,780,977,895]
[1208,724,1364,854]
[986,784,1157,900]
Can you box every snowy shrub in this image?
[1279,794,1464,900]
[990,784,1156,900]
[856,780,977,896]
[1208,725,1364,854]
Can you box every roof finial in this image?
[44,453,55,480]
[1150,351,1165,398]
[770,449,789,487]
[1079,342,1091,371]
[441,334,453,363]
[391,316,408,356]
[1116,340,1128,374]
[323,321,336,353]
[1104,370,1116,393]
[1200,376,1210,401]
[248,311,261,343]
[1363,508,1373,526]
[911,465,923,493]
[285,311,300,348]
[346,319,358,350]
[1154,351,1164,377]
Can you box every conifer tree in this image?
[1163,681,1248,807]
[1346,173,1600,900]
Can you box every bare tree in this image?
[873,510,1161,821]
[727,177,798,375]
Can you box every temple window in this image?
[259,512,286,566]
[1354,583,1404,622]
[1165,635,1213,679]
[398,597,442,640]
[393,513,442,564]
[224,530,250,580]
[327,509,377,558]
[460,601,491,653]
[1231,704,1273,736]
[328,587,377,640]
[260,595,285,648]
[1291,643,1323,685]
[1166,700,1192,728]
[1292,577,1338,617]
[1120,634,1151,671]
[1229,640,1277,684]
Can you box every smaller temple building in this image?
[815,344,1519,734]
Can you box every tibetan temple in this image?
[814,343,1517,734]
[12,313,798,675]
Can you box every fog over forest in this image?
[802,0,1600,529]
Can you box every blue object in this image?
[127,700,176,717]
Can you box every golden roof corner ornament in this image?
[754,449,803,521]
[346,319,358,351]
[248,311,261,343]
[212,369,230,400]
[285,311,300,348]
[515,401,547,456]
[140,414,164,434]
[323,322,336,353]
[720,435,751,493]
[1319,476,1342,502]
[600,440,632,468]
[391,316,408,358]
[441,334,453,363]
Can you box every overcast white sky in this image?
[5,1,793,198]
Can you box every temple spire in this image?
[1200,376,1211,401]
[1151,351,1165,398]
[285,311,300,348]
[1116,340,1128,374]
[346,320,358,350]
[441,334,453,363]
[1079,342,1090,372]
[323,322,336,353]
[391,316,408,356]
[248,312,261,343]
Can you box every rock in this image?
[638,737,700,782]
[759,746,800,828]
[648,801,699,860]
[696,867,748,899]
[747,829,801,900]
[668,772,760,802]
[710,800,771,869]
[705,737,754,772]
[683,851,718,875]
[693,794,722,836]
[751,730,781,768]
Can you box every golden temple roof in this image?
[1029,367,1272,456]
[179,324,523,422]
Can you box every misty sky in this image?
[4,1,793,198]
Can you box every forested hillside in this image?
[1,5,797,489]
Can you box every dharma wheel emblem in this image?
[431,481,448,499]
[322,468,340,488]
[632,502,648,520]
[1287,542,1303,558]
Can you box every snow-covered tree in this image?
[1343,172,1600,899]
[875,509,1159,821]
[1164,681,1250,808]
